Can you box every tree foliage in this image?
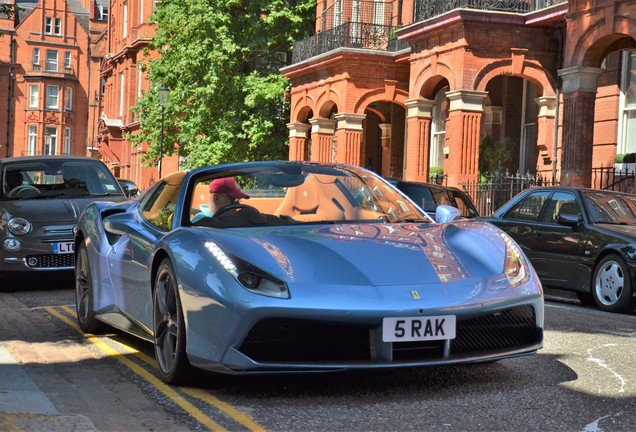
[129,0,315,169]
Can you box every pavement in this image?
[0,300,97,432]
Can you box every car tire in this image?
[592,254,635,313]
[75,241,105,333]
[575,292,596,307]
[153,259,192,384]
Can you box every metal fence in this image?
[459,167,636,216]
[414,0,568,22]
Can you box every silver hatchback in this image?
[1,156,126,283]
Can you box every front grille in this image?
[238,305,540,364]
[239,319,372,362]
[26,253,74,268]
[451,305,539,354]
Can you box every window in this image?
[27,126,37,156]
[540,192,579,224]
[137,68,143,98]
[64,52,71,70]
[44,127,57,155]
[45,50,58,72]
[98,4,108,21]
[503,191,551,222]
[123,1,128,39]
[45,17,61,35]
[28,85,39,108]
[32,48,40,66]
[46,85,59,109]
[119,72,125,117]
[63,128,71,154]
[139,0,144,23]
[619,50,636,154]
[65,88,73,111]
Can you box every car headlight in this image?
[499,232,529,288]
[8,218,32,235]
[205,241,290,299]
[3,238,22,251]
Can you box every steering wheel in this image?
[8,185,41,198]
[212,204,255,218]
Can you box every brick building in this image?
[0,0,107,160]
[283,0,636,189]
[96,0,178,188]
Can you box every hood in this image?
[204,221,508,287]
[1,196,125,224]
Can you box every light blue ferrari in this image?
[74,161,543,384]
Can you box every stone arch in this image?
[294,106,314,123]
[290,94,316,122]
[353,88,408,114]
[412,62,456,98]
[474,60,555,97]
[315,89,342,118]
[317,100,338,119]
[580,33,636,67]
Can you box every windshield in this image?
[1,159,123,200]
[584,190,636,224]
[188,164,428,228]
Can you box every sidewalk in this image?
[0,344,97,432]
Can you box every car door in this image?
[527,191,590,288]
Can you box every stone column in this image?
[404,99,435,181]
[558,66,603,187]
[445,90,488,186]
[535,96,556,172]
[333,113,366,166]
[287,123,311,161]
[379,123,392,177]
[308,118,336,162]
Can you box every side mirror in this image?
[557,212,582,227]
[435,205,461,223]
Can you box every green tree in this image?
[130,0,315,169]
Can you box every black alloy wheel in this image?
[75,241,104,333]
[153,259,192,384]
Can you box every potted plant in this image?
[614,153,636,172]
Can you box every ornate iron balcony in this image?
[414,0,567,21]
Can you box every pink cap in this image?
[209,178,250,199]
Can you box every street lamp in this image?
[157,84,170,178]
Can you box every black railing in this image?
[414,0,567,22]
[592,166,635,193]
[292,21,408,63]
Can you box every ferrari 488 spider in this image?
[74,161,543,384]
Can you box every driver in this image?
[192,177,262,227]
[5,171,24,196]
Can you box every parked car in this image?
[74,161,543,384]
[482,186,636,313]
[116,178,141,198]
[386,178,480,218]
[0,156,126,282]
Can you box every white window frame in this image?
[45,17,61,35]
[45,50,58,72]
[618,50,636,155]
[98,5,108,21]
[123,1,129,39]
[45,126,57,155]
[28,84,39,108]
[119,72,125,117]
[65,87,73,111]
[46,85,59,109]
[32,48,40,66]
[63,128,72,154]
[137,68,143,98]
[64,52,71,70]
[140,0,145,24]
[27,126,38,156]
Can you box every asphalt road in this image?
[1,275,635,431]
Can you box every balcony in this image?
[291,0,567,64]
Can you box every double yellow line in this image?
[46,306,267,432]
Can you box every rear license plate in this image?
[382,315,456,342]
[53,241,74,254]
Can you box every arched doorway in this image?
[362,101,406,178]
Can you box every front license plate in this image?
[53,241,74,254]
[382,315,456,342]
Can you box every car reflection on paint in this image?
[74,161,543,384]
